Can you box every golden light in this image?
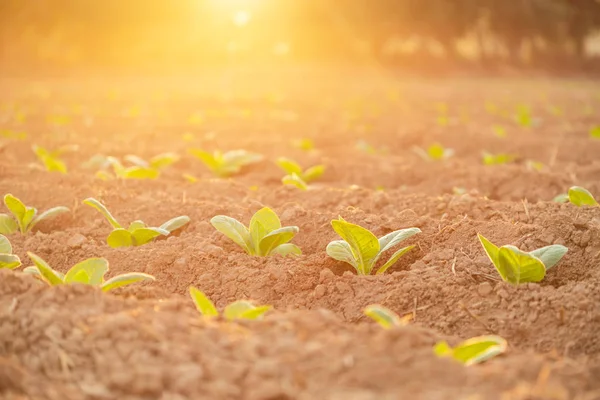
[233,10,252,27]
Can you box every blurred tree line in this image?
[0,0,599,72]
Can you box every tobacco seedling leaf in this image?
[529,245,568,270]
[0,234,12,254]
[258,226,300,256]
[27,252,64,285]
[159,216,190,233]
[276,157,325,183]
[282,173,308,190]
[210,215,253,254]
[568,186,599,207]
[107,229,134,248]
[224,300,270,320]
[434,335,507,366]
[269,243,302,256]
[0,214,18,235]
[64,258,108,285]
[590,126,600,139]
[131,227,169,246]
[364,305,410,329]
[28,207,70,232]
[189,286,219,317]
[3,194,68,234]
[189,149,263,177]
[100,273,155,292]
[83,198,122,229]
[0,254,21,269]
[32,145,67,174]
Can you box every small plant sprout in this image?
[568,186,599,207]
[590,126,600,139]
[24,252,154,291]
[363,305,411,329]
[124,152,180,171]
[326,217,421,275]
[515,105,533,127]
[105,156,160,180]
[492,125,507,138]
[478,234,568,285]
[210,207,301,257]
[434,335,507,366]
[188,149,263,177]
[282,173,309,190]
[553,193,569,203]
[189,286,272,320]
[276,157,325,183]
[482,152,516,166]
[0,194,69,235]
[413,143,454,161]
[0,234,21,269]
[83,198,190,248]
[32,145,68,173]
[292,138,315,151]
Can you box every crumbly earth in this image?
[1,73,600,399]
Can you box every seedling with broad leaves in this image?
[189,149,263,177]
[24,252,155,291]
[32,145,73,173]
[99,156,160,180]
[0,194,69,235]
[363,304,412,329]
[326,217,420,275]
[276,157,325,183]
[83,198,190,248]
[478,234,568,285]
[482,152,516,165]
[434,335,507,366]
[211,207,301,256]
[189,286,272,320]
[124,152,180,171]
[568,186,598,207]
[412,143,454,161]
[282,173,309,190]
[0,234,21,269]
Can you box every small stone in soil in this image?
[67,233,87,248]
[477,282,493,296]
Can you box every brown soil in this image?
[1,73,600,399]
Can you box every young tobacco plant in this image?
[434,335,507,366]
[412,143,454,161]
[25,252,154,291]
[326,217,420,275]
[0,234,21,269]
[568,186,599,207]
[188,149,263,177]
[124,152,180,171]
[101,156,160,180]
[478,234,568,285]
[363,304,411,329]
[482,152,516,165]
[211,207,301,256]
[0,194,69,235]
[276,157,325,183]
[83,198,190,248]
[282,173,309,191]
[189,286,272,320]
[32,145,68,174]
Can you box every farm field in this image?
[1,72,600,399]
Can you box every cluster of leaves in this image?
[97,153,179,180]
[478,234,568,285]
[0,194,69,235]
[83,198,190,248]
[326,217,420,275]
[189,149,263,177]
[189,287,271,320]
[32,145,74,173]
[211,207,301,257]
[363,304,411,329]
[0,234,21,269]
[25,252,154,292]
[434,335,508,366]
[277,157,325,190]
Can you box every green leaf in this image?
[331,218,380,275]
[276,157,303,175]
[568,186,599,207]
[427,143,446,160]
[259,226,299,256]
[223,300,271,320]
[363,305,406,329]
[0,254,21,269]
[210,215,253,254]
[282,173,308,190]
[375,228,421,264]
[159,216,190,233]
[4,194,27,233]
[101,272,155,292]
[376,245,415,275]
[189,286,219,317]
[498,245,546,284]
[529,245,568,270]
[64,258,109,285]
[27,206,70,233]
[107,229,134,248]
[221,150,263,173]
[128,220,146,232]
[434,335,507,366]
[119,166,159,180]
[326,240,358,270]
[150,152,179,170]
[132,227,168,246]
[303,165,325,182]
[83,198,122,229]
[22,207,37,232]
[590,126,600,139]
[188,149,221,172]
[238,305,272,320]
[66,269,91,284]
[553,193,569,203]
[477,234,501,274]
[27,252,64,285]
[249,207,282,249]
[269,243,302,257]
[33,146,67,173]
[0,234,12,253]
[124,154,148,168]
[0,214,18,235]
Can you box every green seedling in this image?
[413,143,454,161]
[482,152,515,165]
[276,157,325,183]
[526,160,544,172]
[0,129,27,140]
[292,138,314,151]
[515,106,533,127]
[363,305,411,329]
[553,193,569,203]
[0,234,21,269]
[210,207,301,257]
[282,173,308,190]
[83,198,190,248]
[0,194,69,235]
[492,125,507,138]
[24,252,154,291]
[478,234,568,285]
[589,126,600,139]
[434,335,507,366]
[568,186,599,206]
[189,286,272,320]
[326,217,420,275]
[105,156,159,180]
[124,152,180,171]
[189,149,263,177]
[32,145,69,173]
